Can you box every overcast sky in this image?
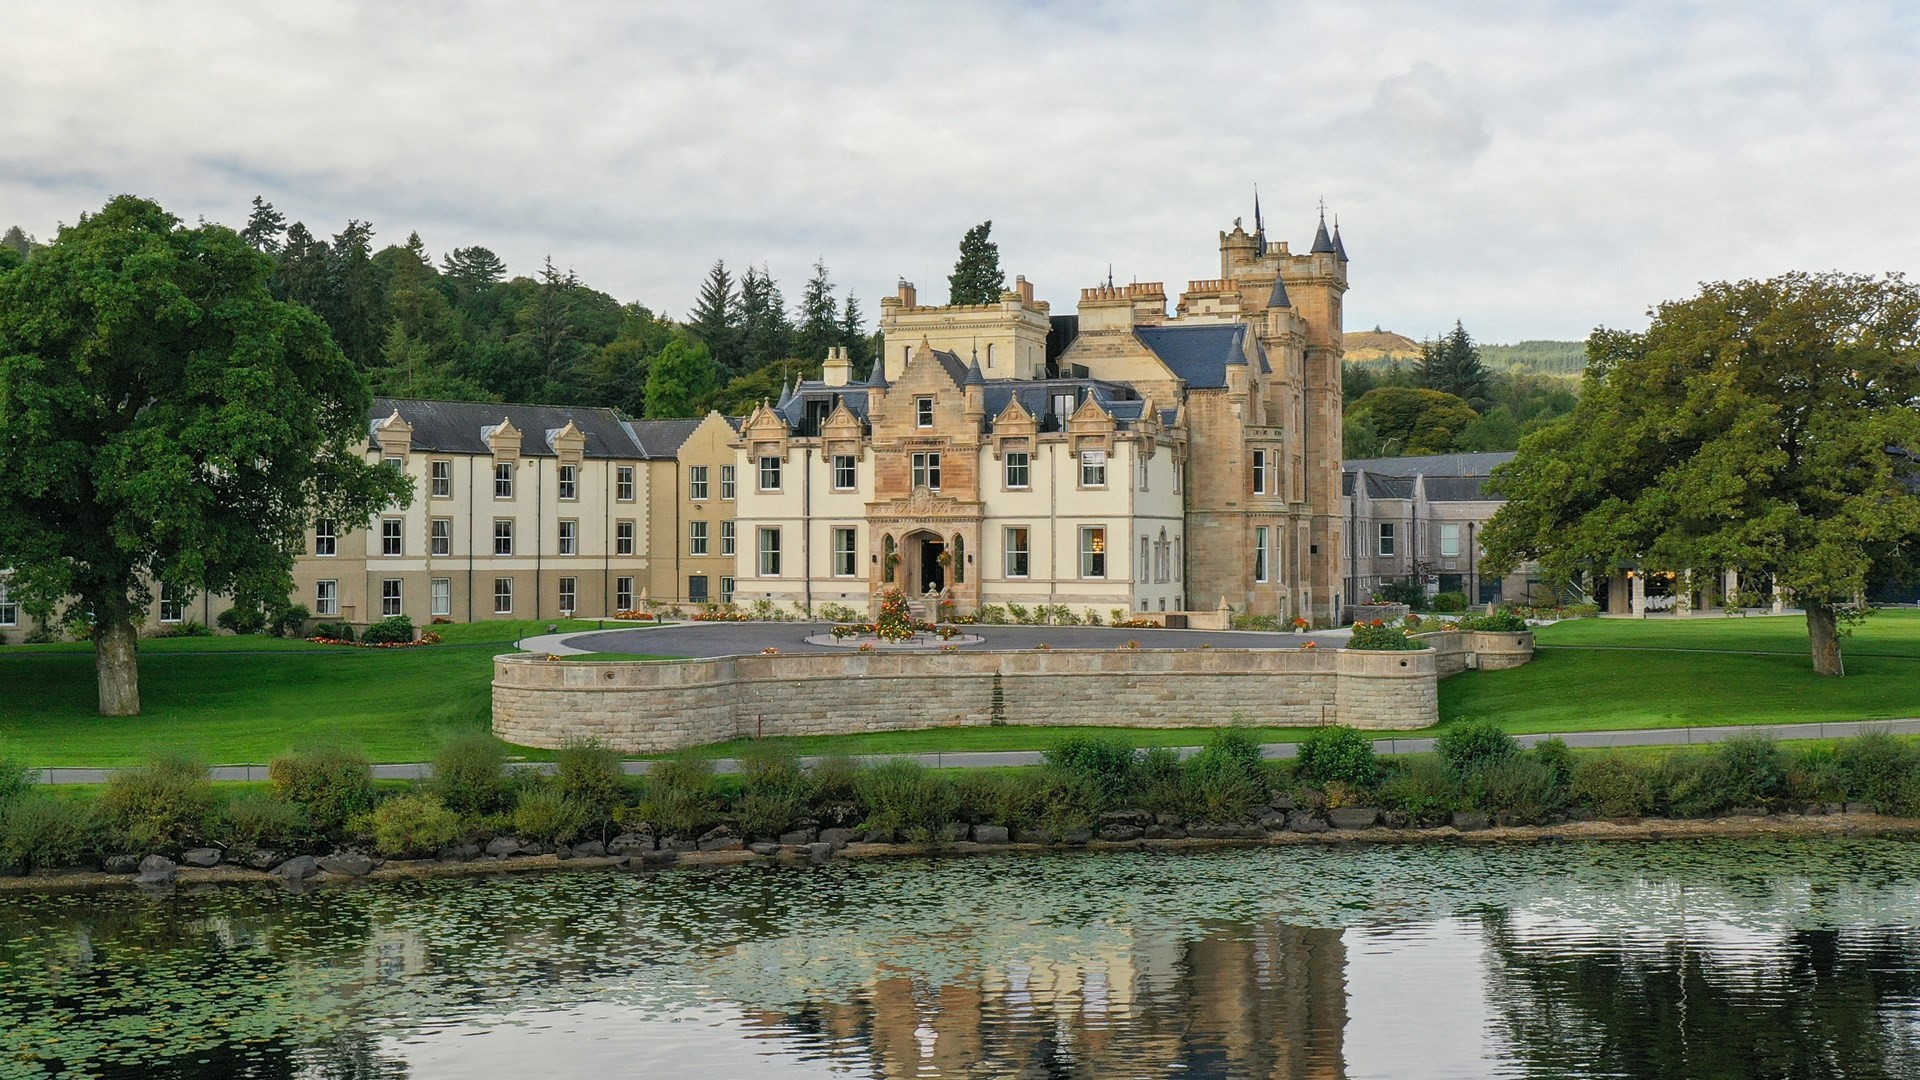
[6,1,1918,343]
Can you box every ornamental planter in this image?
[1465,630,1534,671]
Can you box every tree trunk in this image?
[1807,604,1845,677]
[95,616,141,715]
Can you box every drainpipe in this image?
[1468,521,1478,605]
[535,457,544,618]
[1048,439,1058,605]
[467,456,475,620]
[802,445,814,616]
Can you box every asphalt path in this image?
[36,718,1920,784]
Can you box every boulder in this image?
[806,841,834,861]
[636,849,679,867]
[817,828,858,849]
[937,822,969,843]
[484,836,521,858]
[971,825,1010,845]
[1058,828,1093,846]
[1143,824,1187,840]
[1258,813,1290,833]
[1012,828,1052,845]
[103,854,141,875]
[748,841,781,857]
[1187,823,1258,840]
[182,848,223,868]
[244,849,283,871]
[777,829,818,845]
[1450,811,1491,832]
[1288,812,1329,834]
[554,844,575,860]
[1098,824,1144,842]
[1155,813,1186,828]
[698,836,744,852]
[607,833,656,855]
[439,843,481,863]
[271,855,319,881]
[1845,801,1876,815]
[1267,792,1296,812]
[317,852,374,877]
[659,837,696,853]
[1100,809,1152,828]
[136,855,178,885]
[861,827,898,844]
[571,840,607,859]
[1329,808,1379,830]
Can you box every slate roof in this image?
[623,418,704,458]
[1133,323,1254,389]
[928,348,970,384]
[1343,451,1514,502]
[371,398,648,459]
[777,388,872,435]
[1311,217,1336,254]
[1343,452,1516,478]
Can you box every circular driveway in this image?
[563,622,1321,658]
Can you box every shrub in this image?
[554,740,628,827]
[1430,592,1468,613]
[1,794,102,870]
[101,754,213,850]
[511,787,586,844]
[1786,745,1849,804]
[1838,732,1915,811]
[640,756,716,839]
[975,604,1008,625]
[855,760,957,841]
[157,620,214,638]
[0,750,32,809]
[1296,727,1379,788]
[736,745,813,839]
[1532,737,1575,788]
[1372,578,1425,607]
[268,745,376,838]
[312,621,356,642]
[1230,613,1284,631]
[1184,731,1268,823]
[359,615,415,645]
[371,793,462,857]
[268,604,310,639]
[431,731,512,818]
[1134,747,1191,817]
[1435,719,1518,776]
[1569,754,1656,818]
[215,605,267,635]
[1043,735,1138,808]
[953,770,1050,829]
[1377,758,1460,825]
[218,792,306,850]
[1714,733,1788,807]
[1465,756,1563,824]
[1347,622,1423,650]
[1006,603,1031,624]
[808,755,863,809]
[1657,751,1727,818]
[1455,611,1529,633]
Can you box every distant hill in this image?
[1345,329,1585,377]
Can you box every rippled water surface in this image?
[7,838,1920,1078]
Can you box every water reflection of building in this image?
[740,921,1347,1078]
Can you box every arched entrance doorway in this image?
[903,529,945,596]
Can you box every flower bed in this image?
[1346,620,1426,651]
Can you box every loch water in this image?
[5,838,1920,1078]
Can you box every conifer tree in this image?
[794,258,841,366]
[440,245,506,287]
[240,196,286,255]
[687,260,742,375]
[841,291,870,375]
[947,220,1005,305]
[738,264,791,374]
[1419,320,1490,409]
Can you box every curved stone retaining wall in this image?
[493,632,1532,753]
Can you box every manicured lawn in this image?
[1442,611,1920,731]
[671,725,1339,760]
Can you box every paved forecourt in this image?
[550,622,1321,658]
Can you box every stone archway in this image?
[902,529,946,597]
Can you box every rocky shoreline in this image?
[4,808,1917,896]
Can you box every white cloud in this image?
[2,0,1917,343]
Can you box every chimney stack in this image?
[897,279,917,307]
[822,346,851,387]
[1016,274,1034,304]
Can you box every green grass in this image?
[666,724,1335,760]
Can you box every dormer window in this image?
[916,397,934,428]
[1051,392,1075,424]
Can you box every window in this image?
[720,520,735,556]
[916,397,934,427]
[1141,536,1151,582]
[381,518,403,556]
[1255,526,1270,582]
[558,519,578,556]
[1004,528,1029,578]
[952,535,965,583]
[1173,538,1181,579]
[615,577,634,610]
[558,464,578,501]
[314,519,337,557]
[384,454,404,472]
[1004,451,1030,489]
[758,527,781,576]
[1174,456,1183,493]
[985,343,995,368]
[431,578,451,617]
[1251,450,1268,495]
[1051,392,1076,422]
[1440,523,1461,558]
[493,577,513,614]
[689,575,709,603]
[431,518,451,557]
[430,460,452,498]
[689,465,709,500]
[1080,526,1107,578]
[689,520,708,556]
[616,520,635,556]
[1080,449,1107,487]
[911,452,941,491]
[381,579,403,617]
[759,456,782,491]
[720,576,735,603]
[1139,454,1149,491]
[314,580,338,617]
[159,586,185,624]
[883,534,897,583]
[720,465,736,500]
[558,576,576,614]
[833,455,857,490]
[832,527,857,577]
[494,462,513,498]
[1378,522,1396,557]
[494,519,514,556]
[616,465,635,502]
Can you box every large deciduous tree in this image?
[0,195,411,714]
[643,334,721,418]
[947,220,1005,306]
[1481,272,1920,675]
[1344,385,1479,455]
